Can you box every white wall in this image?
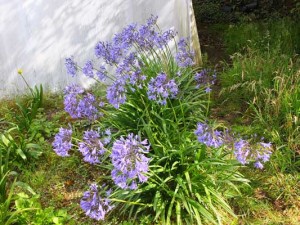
[0,0,200,97]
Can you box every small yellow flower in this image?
[17,69,23,75]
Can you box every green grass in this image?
[218,18,300,172]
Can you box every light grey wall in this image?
[0,0,199,97]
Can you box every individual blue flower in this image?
[147,73,178,105]
[79,130,106,164]
[254,161,264,169]
[205,87,212,93]
[52,128,72,157]
[80,183,113,221]
[194,122,224,148]
[103,129,112,145]
[175,38,195,67]
[65,57,77,77]
[82,60,94,78]
[110,133,150,190]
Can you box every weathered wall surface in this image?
[0,0,200,97]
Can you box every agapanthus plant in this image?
[51,15,266,224]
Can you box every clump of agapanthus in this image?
[175,38,195,68]
[78,129,111,164]
[234,139,272,169]
[194,69,217,93]
[65,57,77,77]
[80,183,114,221]
[194,122,224,148]
[52,127,72,157]
[147,72,178,105]
[64,84,101,120]
[111,133,150,190]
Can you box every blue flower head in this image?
[65,57,77,77]
[110,133,150,190]
[194,122,224,148]
[147,72,178,105]
[80,183,113,221]
[52,127,72,157]
[79,130,109,164]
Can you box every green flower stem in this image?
[109,198,152,207]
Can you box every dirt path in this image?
[197,23,230,66]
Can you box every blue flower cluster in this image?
[52,127,72,157]
[147,73,178,105]
[234,139,251,165]
[67,14,215,115]
[234,140,272,169]
[106,79,127,109]
[94,15,176,67]
[64,84,102,120]
[80,183,113,221]
[82,60,94,78]
[64,15,189,109]
[194,69,217,93]
[194,122,223,148]
[65,57,77,77]
[111,133,150,190]
[195,122,272,169]
[175,38,195,68]
[79,129,111,164]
